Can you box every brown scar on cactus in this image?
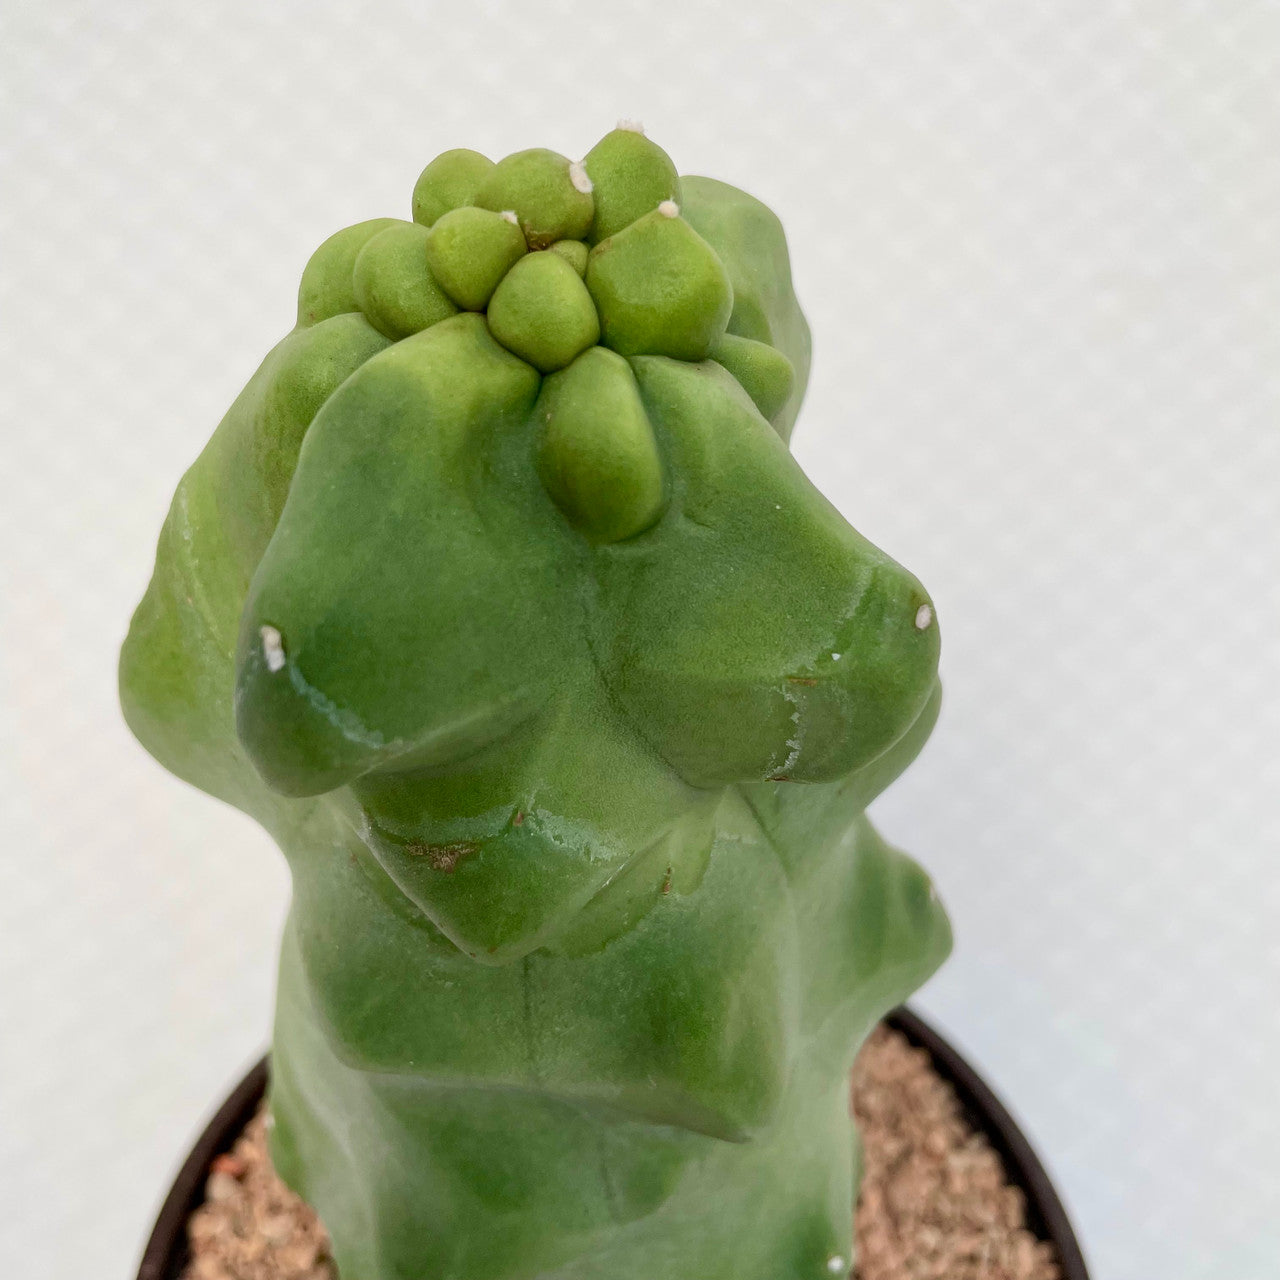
[405,841,480,873]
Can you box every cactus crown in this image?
[298,126,800,543]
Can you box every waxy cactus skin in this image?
[121,127,950,1280]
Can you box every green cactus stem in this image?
[121,123,950,1280]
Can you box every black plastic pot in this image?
[137,1007,1089,1280]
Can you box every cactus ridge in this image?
[121,126,950,1280]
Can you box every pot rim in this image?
[136,1005,1089,1280]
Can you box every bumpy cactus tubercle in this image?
[424,206,528,311]
[121,124,949,1280]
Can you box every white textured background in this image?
[3,3,1278,1278]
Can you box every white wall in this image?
[2,3,1277,1277]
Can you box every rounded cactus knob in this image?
[295,217,398,327]
[121,126,948,1280]
[352,221,458,339]
[487,250,601,372]
[474,147,595,248]
[411,147,495,226]
[536,345,664,540]
[710,331,796,421]
[425,205,528,310]
[582,124,682,244]
[586,203,734,359]
[547,237,589,275]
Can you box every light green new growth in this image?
[424,206,528,310]
[548,237,589,275]
[489,252,601,372]
[537,346,664,539]
[587,205,734,359]
[411,148,494,228]
[475,148,595,248]
[353,222,458,339]
[121,124,950,1280]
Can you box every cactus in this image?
[120,125,950,1280]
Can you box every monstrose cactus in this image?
[121,125,951,1280]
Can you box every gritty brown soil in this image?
[179,1026,1059,1280]
[851,1027,1060,1280]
